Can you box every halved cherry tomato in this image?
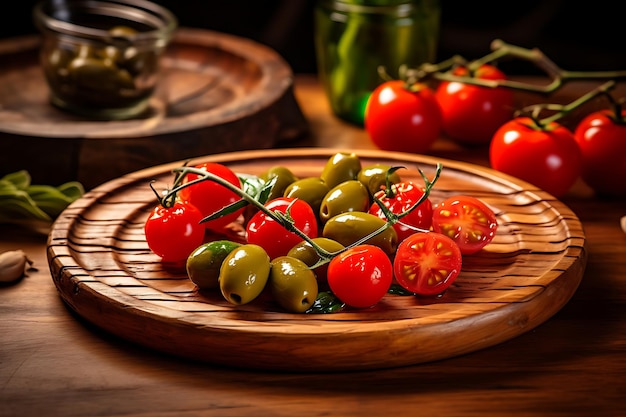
[369,181,433,243]
[573,109,626,197]
[435,64,514,146]
[365,80,442,154]
[393,231,462,296]
[489,116,582,197]
[144,201,205,262]
[431,195,498,255]
[179,162,244,232]
[327,244,393,308]
[246,197,318,260]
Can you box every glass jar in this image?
[314,0,440,126]
[33,0,177,120]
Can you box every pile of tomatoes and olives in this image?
[363,40,626,199]
[144,152,498,314]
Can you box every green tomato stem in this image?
[165,162,443,265]
[430,39,626,94]
[518,80,616,128]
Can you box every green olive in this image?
[68,56,134,91]
[322,211,398,256]
[319,180,370,224]
[261,165,299,202]
[283,177,330,215]
[358,164,402,195]
[186,240,241,290]
[287,237,345,283]
[219,244,271,305]
[269,256,318,313]
[320,152,362,189]
[287,237,345,268]
[108,25,138,38]
[45,48,74,79]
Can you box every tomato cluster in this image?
[365,64,513,153]
[144,162,247,263]
[490,104,626,198]
[144,153,499,314]
[364,63,626,198]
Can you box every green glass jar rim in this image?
[33,0,178,46]
[319,0,418,17]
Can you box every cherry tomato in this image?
[364,80,442,154]
[144,201,205,262]
[368,181,433,243]
[431,195,498,255]
[574,109,626,197]
[393,232,462,296]
[327,244,393,308]
[246,197,318,260]
[435,64,514,146]
[489,117,582,197]
[178,162,244,232]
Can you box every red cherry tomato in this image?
[365,80,442,154]
[246,197,318,260]
[393,231,462,296]
[144,201,205,262]
[327,244,393,308]
[574,109,626,197]
[489,117,582,197]
[431,195,498,255]
[369,181,433,243]
[179,162,244,232]
[435,64,514,146]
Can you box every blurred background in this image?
[2,0,625,76]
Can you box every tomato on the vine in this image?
[393,231,462,296]
[431,195,498,255]
[364,80,442,154]
[369,181,433,243]
[327,244,393,308]
[144,201,205,262]
[435,64,514,146]
[489,116,582,197]
[178,162,244,232]
[573,109,626,197]
[246,197,318,260]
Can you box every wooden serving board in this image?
[0,29,307,189]
[46,148,586,372]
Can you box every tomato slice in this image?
[393,232,462,296]
[431,195,498,255]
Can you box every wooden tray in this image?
[46,148,586,372]
[0,29,307,189]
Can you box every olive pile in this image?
[185,152,408,314]
[40,25,159,113]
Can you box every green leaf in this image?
[256,176,278,205]
[1,170,31,190]
[0,190,52,222]
[57,181,85,201]
[200,199,248,224]
[388,284,414,296]
[306,291,345,314]
[238,173,265,197]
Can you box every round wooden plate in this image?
[0,28,307,189]
[46,148,586,372]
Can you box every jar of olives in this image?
[33,0,177,120]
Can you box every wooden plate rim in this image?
[46,148,587,370]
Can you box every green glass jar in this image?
[314,0,440,126]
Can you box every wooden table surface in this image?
[2,75,626,417]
